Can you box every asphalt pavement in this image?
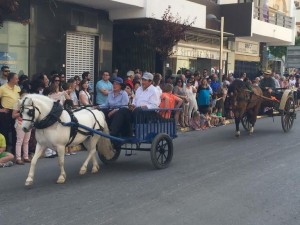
[1,115,300,225]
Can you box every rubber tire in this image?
[241,113,251,131]
[98,149,121,165]
[150,133,173,169]
[281,96,295,132]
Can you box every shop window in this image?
[0,21,29,75]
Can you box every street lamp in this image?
[207,14,224,83]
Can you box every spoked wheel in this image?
[98,148,121,164]
[241,113,251,131]
[281,96,296,132]
[150,133,173,169]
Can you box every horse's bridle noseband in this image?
[20,97,41,123]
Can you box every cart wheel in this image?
[281,96,296,132]
[150,133,173,169]
[241,113,251,131]
[98,149,121,164]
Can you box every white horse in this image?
[20,94,115,186]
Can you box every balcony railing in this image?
[254,6,293,29]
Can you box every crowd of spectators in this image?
[1,64,299,167]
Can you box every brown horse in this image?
[228,80,263,137]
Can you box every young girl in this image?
[200,111,212,129]
[210,107,225,126]
[12,89,31,165]
[190,111,201,131]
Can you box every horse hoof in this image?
[25,180,33,186]
[235,131,240,137]
[56,177,66,184]
[79,169,87,175]
[91,166,99,174]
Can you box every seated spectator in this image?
[66,78,79,107]
[200,112,212,129]
[159,84,182,125]
[133,80,141,94]
[74,75,81,99]
[190,111,201,131]
[12,89,32,165]
[125,70,134,90]
[124,83,134,104]
[210,107,225,127]
[0,132,14,167]
[79,79,92,106]
[48,81,67,105]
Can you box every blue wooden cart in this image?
[64,108,178,169]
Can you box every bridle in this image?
[20,97,41,124]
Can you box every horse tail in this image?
[97,119,114,160]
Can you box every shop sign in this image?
[173,46,227,60]
[236,41,259,55]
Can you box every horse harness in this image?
[20,98,104,146]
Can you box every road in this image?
[1,116,300,225]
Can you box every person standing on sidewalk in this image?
[96,71,112,105]
[0,66,9,86]
[0,72,20,155]
[12,89,32,165]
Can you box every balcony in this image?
[254,6,293,29]
[221,2,296,46]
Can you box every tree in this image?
[268,46,287,59]
[136,6,196,68]
[269,37,300,59]
[0,0,30,26]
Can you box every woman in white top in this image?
[48,82,68,106]
[79,79,92,106]
[185,78,198,123]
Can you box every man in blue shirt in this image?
[210,74,221,94]
[96,71,112,105]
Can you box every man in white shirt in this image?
[109,72,160,148]
[131,72,160,110]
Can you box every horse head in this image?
[20,95,42,132]
[229,80,251,110]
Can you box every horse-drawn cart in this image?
[241,88,297,132]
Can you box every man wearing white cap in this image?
[130,72,160,110]
[109,72,160,150]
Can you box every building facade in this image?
[0,0,297,81]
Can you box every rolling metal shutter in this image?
[66,32,95,90]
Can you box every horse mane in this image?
[21,94,54,104]
[228,79,248,93]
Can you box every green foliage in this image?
[295,36,300,46]
[268,46,287,59]
[136,5,196,60]
[0,0,30,26]
[269,37,300,59]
